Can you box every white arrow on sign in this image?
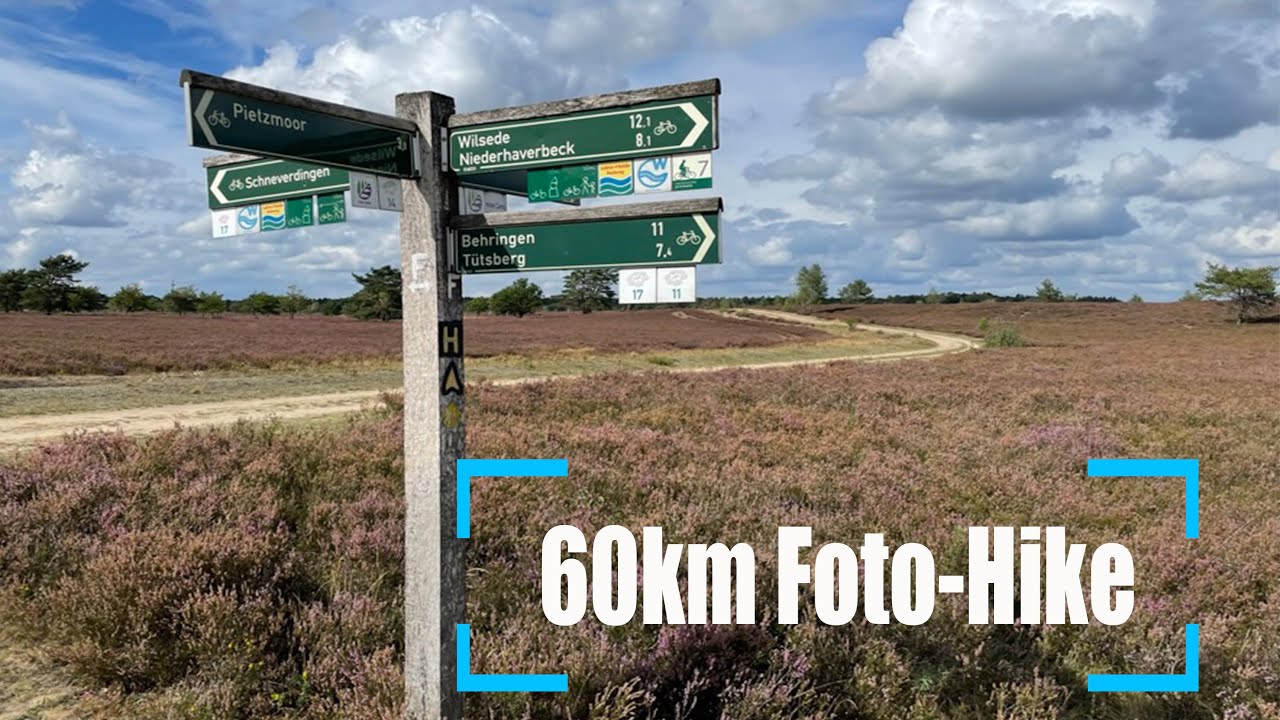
[692,213,716,263]
[679,102,710,149]
[210,167,230,205]
[195,89,217,145]
[208,159,349,208]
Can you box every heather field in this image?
[816,299,1277,345]
[0,310,825,376]
[0,304,1277,719]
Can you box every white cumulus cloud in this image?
[747,236,794,266]
[225,8,597,115]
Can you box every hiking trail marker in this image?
[618,266,698,304]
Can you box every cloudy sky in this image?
[1,0,1276,300]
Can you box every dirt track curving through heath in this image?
[0,311,978,453]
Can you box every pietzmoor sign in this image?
[181,69,419,177]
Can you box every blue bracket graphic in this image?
[1088,624,1199,693]
[456,623,569,693]
[455,458,570,693]
[1085,459,1199,693]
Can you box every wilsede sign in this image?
[449,80,718,175]
[182,69,418,177]
[452,198,721,273]
[207,157,349,209]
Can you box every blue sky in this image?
[1,0,1276,300]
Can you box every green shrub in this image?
[984,324,1026,347]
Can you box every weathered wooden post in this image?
[397,90,465,719]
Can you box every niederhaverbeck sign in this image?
[180,69,419,177]
[206,156,349,209]
[449,79,718,174]
[450,197,721,274]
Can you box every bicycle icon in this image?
[675,230,702,246]
[654,119,678,135]
[207,110,231,128]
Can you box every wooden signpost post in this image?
[396,90,466,719]
[182,69,720,719]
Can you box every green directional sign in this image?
[456,205,720,274]
[450,94,716,174]
[316,192,347,225]
[206,158,348,210]
[182,70,417,177]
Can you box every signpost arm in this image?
[397,90,464,720]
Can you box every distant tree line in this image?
[0,255,326,318]
[3,255,1273,323]
[785,263,1279,315]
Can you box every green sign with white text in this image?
[185,82,415,176]
[451,95,716,174]
[207,158,348,210]
[458,210,720,273]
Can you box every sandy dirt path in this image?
[0,312,978,452]
[728,308,980,357]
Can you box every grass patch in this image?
[466,333,933,381]
[1,331,926,418]
[0,364,404,418]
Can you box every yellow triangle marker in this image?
[441,362,462,395]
